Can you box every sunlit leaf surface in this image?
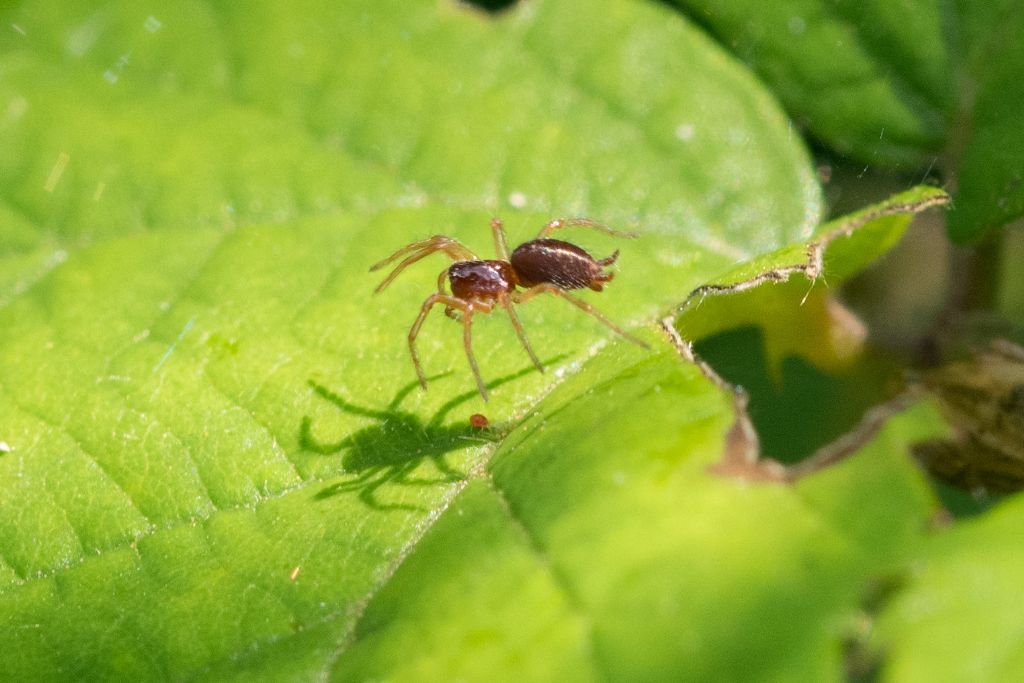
[0,0,1005,680]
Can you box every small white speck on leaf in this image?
[6,97,28,120]
[508,191,527,208]
[66,17,102,57]
[143,16,163,33]
[675,123,695,141]
[0,441,12,453]
[727,127,749,145]
[95,375,132,384]
[47,249,68,267]
[44,152,70,193]
[103,53,131,85]
[788,16,806,34]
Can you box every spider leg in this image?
[499,293,543,373]
[436,267,450,294]
[408,294,495,399]
[437,268,462,319]
[461,305,490,401]
[490,217,510,261]
[596,249,620,267]
[370,236,477,293]
[408,293,470,390]
[512,284,650,349]
[536,217,639,240]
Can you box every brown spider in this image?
[371,217,649,400]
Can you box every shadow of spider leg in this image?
[300,376,489,510]
[300,361,561,510]
[299,358,561,501]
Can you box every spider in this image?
[371,217,649,400]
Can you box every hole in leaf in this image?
[925,478,1002,518]
[693,326,897,465]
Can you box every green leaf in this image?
[0,0,966,681]
[665,1,1024,241]
[337,361,947,681]
[876,495,1024,680]
[0,0,824,678]
[667,0,952,165]
[946,1,1024,241]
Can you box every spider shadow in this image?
[300,359,564,511]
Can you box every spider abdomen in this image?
[510,239,615,291]
[449,260,516,300]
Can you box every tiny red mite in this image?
[370,217,649,400]
[469,413,489,429]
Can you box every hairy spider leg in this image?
[511,283,650,349]
[460,305,490,400]
[499,293,544,373]
[490,217,510,261]
[409,293,470,389]
[370,236,477,293]
[536,217,640,240]
[408,293,495,400]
